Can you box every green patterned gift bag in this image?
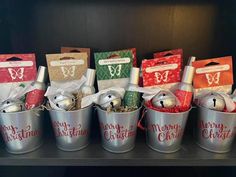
[94,50,133,90]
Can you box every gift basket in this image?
[45,53,93,151]
[0,54,46,154]
[192,56,236,153]
[82,49,141,153]
[138,51,193,153]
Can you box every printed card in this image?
[61,47,91,67]
[0,53,37,101]
[142,54,182,90]
[46,53,88,82]
[192,56,233,95]
[154,48,183,68]
[0,54,37,83]
[94,50,133,90]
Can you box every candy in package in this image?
[94,50,133,90]
[141,54,182,91]
[61,47,91,67]
[46,53,88,84]
[192,56,233,97]
[0,54,37,102]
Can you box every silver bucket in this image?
[49,104,92,151]
[141,107,190,153]
[197,106,236,153]
[97,106,141,153]
[0,109,43,154]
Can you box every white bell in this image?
[51,92,76,111]
[0,99,25,113]
[200,92,225,111]
[152,91,176,108]
[98,91,122,109]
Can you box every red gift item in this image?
[145,101,189,113]
[0,54,37,83]
[192,56,233,89]
[142,55,182,88]
[175,89,193,108]
[25,89,45,109]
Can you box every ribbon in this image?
[44,76,86,97]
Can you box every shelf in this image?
[0,134,236,166]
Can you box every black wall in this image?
[1,0,236,66]
[0,0,236,176]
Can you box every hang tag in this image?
[192,56,233,97]
[45,76,87,97]
[46,53,88,82]
[94,50,133,90]
[61,47,91,67]
[141,54,182,91]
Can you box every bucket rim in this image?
[144,105,192,115]
[48,103,93,113]
[96,105,142,114]
[198,105,236,115]
[0,106,42,116]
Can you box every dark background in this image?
[0,0,236,176]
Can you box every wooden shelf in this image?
[0,134,236,166]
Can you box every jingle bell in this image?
[0,99,25,113]
[200,92,225,111]
[51,92,76,111]
[98,91,122,109]
[152,91,176,108]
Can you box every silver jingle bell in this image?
[98,91,122,109]
[152,91,176,108]
[200,92,225,111]
[51,92,76,111]
[0,99,25,113]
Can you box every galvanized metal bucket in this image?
[197,106,236,153]
[49,104,92,151]
[97,106,141,153]
[139,106,190,153]
[0,109,43,154]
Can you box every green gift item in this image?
[94,50,133,90]
[123,67,140,108]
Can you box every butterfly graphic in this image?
[108,65,122,77]
[155,71,169,83]
[205,72,220,85]
[61,66,76,78]
[8,68,24,80]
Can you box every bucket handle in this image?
[138,108,147,131]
